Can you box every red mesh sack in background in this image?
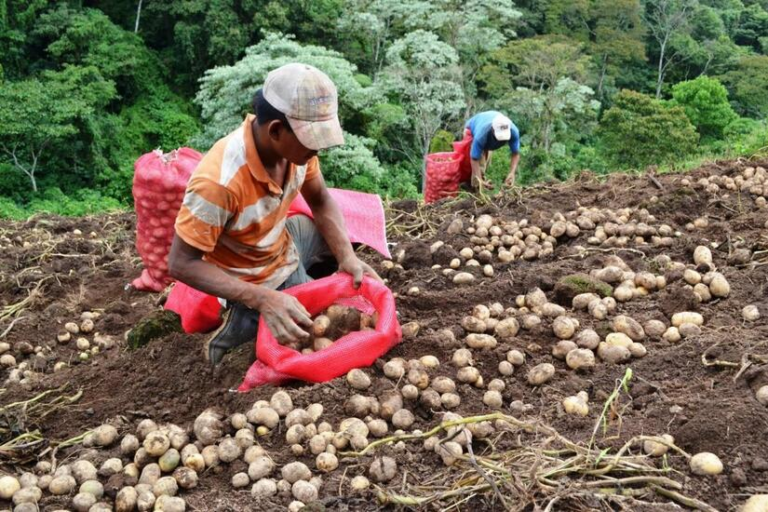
[238,274,402,391]
[131,148,202,291]
[424,152,463,204]
[453,128,474,183]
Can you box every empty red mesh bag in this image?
[131,148,202,291]
[238,274,402,391]
[164,282,223,333]
[424,152,462,203]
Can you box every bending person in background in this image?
[461,111,520,190]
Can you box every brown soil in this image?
[1,159,768,511]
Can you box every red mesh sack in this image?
[131,148,203,291]
[453,128,474,183]
[164,282,223,334]
[424,152,462,203]
[238,274,401,391]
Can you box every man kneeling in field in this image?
[168,63,379,365]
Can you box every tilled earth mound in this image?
[1,159,768,511]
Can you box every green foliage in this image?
[671,76,737,139]
[600,90,698,168]
[378,30,465,156]
[720,55,768,118]
[0,188,124,220]
[195,33,377,148]
[1,0,767,216]
[430,130,455,153]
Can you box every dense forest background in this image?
[1,0,767,218]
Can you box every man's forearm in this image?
[510,153,520,173]
[470,158,482,179]
[306,190,356,264]
[169,241,266,308]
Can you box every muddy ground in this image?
[1,159,768,511]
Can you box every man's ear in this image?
[266,120,288,142]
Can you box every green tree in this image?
[0,66,116,192]
[644,0,697,98]
[194,33,377,148]
[670,76,737,139]
[482,36,592,95]
[509,78,600,153]
[337,0,432,75]
[378,30,465,160]
[589,0,647,98]
[733,3,768,51]
[720,55,768,118]
[0,0,48,78]
[600,89,698,168]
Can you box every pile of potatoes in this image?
[422,214,559,286]
[56,311,117,364]
[2,311,118,390]
[683,165,768,208]
[280,305,378,353]
[541,206,679,249]
[0,388,398,511]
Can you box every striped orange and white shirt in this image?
[175,114,321,287]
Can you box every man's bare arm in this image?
[167,235,312,342]
[300,174,380,287]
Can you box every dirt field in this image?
[2,159,768,511]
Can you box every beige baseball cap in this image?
[492,113,512,141]
[262,63,345,151]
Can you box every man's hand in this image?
[504,172,516,188]
[338,255,382,288]
[245,288,312,344]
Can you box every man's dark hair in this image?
[252,89,292,131]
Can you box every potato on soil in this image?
[379,391,403,420]
[563,395,589,416]
[49,475,76,495]
[671,312,704,327]
[173,467,198,490]
[383,358,406,379]
[552,316,576,339]
[282,462,312,484]
[247,407,280,429]
[597,343,632,364]
[270,391,293,417]
[193,409,223,446]
[552,340,577,360]
[465,333,497,349]
[742,495,768,512]
[566,348,595,371]
[115,486,138,512]
[461,315,486,333]
[743,305,761,321]
[316,453,339,473]
[452,348,474,367]
[292,480,318,502]
[613,315,645,341]
[232,473,250,488]
[690,452,723,475]
[436,442,463,466]
[0,475,20,499]
[574,329,600,350]
[457,366,481,384]
[249,456,275,481]
[369,456,397,482]
[350,475,370,492]
[643,434,674,457]
[756,386,768,405]
[401,321,420,338]
[527,363,555,386]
